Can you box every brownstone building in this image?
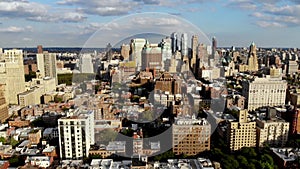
[8,118,30,128]
[155,72,181,95]
[281,107,300,135]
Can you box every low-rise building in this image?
[8,118,30,128]
[25,156,53,168]
[89,141,126,158]
[271,148,300,169]
[0,160,9,169]
[28,129,42,145]
[42,145,57,158]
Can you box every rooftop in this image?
[271,148,300,162]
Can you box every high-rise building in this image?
[79,54,94,73]
[37,45,43,54]
[181,33,188,57]
[130,38,146,70]
[141,41,162,70]
[0,49,26,104]
[155,72,181,95]
[191,35,198,71]
[36,51,58,84]
[161,37,172,61]
[0,84,8,123]
[58,109,95,160]
[212,37,217,61]
[242,76,287,111]
[197,43,208,68]
[120,44,130,60]
[256,108,289,147]
[172,117,210,156]
[285,60,298,75]
[171,32,177,53]
[247,42,259,72]
[227,109,256,151]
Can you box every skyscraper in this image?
[130,38,146,70]
[121,44,130,60]
[212,36,217,61]
[161,37,172,61]
[141,41,162,70]
[80,54,94,73]
[0,49,26,104]
[181,33,188,57]
[58,110,95,160]
[36,50,58,84]
[247,42,259,72]
[171,32,177,54]
[191,35,198,70]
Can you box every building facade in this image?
[172,118,210,156]
[0,49,26,104]
[247,42,259,72]
[58,110,95,159]
[256,118,289,147]
[36,51,58,84]
[79,53,94,74]
[0,84,8,123]
[242,76,287,111]
[227,109,256,151]
[191,35,198,71]
[141,42,162,70]
[130,38,146,70]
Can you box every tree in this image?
[237,155,248,168]
[240,147,257,159]
[54,95,63,103]
[9,137,19,147]
[30,117,44,127]
[8,156,24,167]
[221,155,239,169]
[0,137,6,144]
[261,154,274,166]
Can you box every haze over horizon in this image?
[0,0,300,48]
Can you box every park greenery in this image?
[57,73,96,85]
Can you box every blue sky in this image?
[0,0,299,48]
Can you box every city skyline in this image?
[0,0,300,48]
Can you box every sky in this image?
[0,0,300,48]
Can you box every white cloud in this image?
[131,16,181,27]
[0,1,47,17]
[0,0,86,23]
[22,37,32,41]
[256,21,285,28]
[228,0,300,27]
[28,11,87,23]
[227,0,257,10]
[0,25,33,33]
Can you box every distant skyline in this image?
[0,0,300,48]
